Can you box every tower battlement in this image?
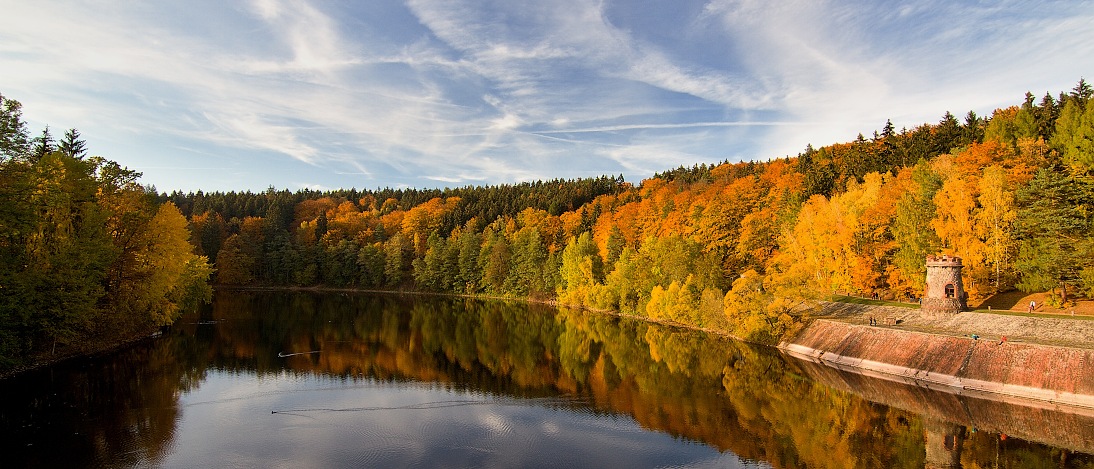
[926,255,963,267]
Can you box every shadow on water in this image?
[1,290,1091,468]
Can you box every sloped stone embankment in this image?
[782,319,1094,409]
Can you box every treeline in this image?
[161,175,625,234]
[0,92,212,368]
[6,78,1090,359]
[177,80,1094,344]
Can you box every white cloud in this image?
[2,0,1093,191]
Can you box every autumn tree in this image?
[975,166,1019,292]
[1,117,211,365]
[557,232,604,306]
[722,270,804,344]
[930,159,986,295]
[111,202,212,326]
[215,234,253,285]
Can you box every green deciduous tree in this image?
[1052,98,1094,174]
[890,163,942,292]
[505,227,547,296]
[413,233,451,291]
[6,151,111,354]
[456,228,483,293]
[0,92,30,160]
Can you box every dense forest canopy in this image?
[163,80,1094,343]
[0,92,213,367]
[2,79,1093,356]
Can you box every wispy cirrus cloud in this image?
[698,0,1094,159]
[1,0,1092,192]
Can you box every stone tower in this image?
[921,255,966,315]
[923,419,965,469]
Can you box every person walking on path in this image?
[1028,300,1036,313]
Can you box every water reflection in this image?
[793,356,1094,453]
[0,291,1091,468]
[0,338,191,467]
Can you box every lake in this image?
[1,291,1091,468]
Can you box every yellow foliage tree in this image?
[722,270,804,344]
[974,165,1019,293]
[117,203,213,326]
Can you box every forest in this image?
[0,93,212,368]
[1,79,1093,367]
[158,80,1093,344]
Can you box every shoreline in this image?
[0,326,162,380]
[9,286,1093,407]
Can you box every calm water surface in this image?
[1,291,1091,468]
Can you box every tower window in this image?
[945,284,955,298]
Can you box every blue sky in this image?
[2,1,1092,193]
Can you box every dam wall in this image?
[789,354,1094,454]
[781,319,1094,409]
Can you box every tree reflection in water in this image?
[0,290,1091,468]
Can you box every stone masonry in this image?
[922,255,965,315]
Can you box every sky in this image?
[2,0,1092,193]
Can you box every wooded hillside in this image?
[3,80,1092,355]
[163,80,1094,343]
[0,93,213,367]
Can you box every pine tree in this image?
[962,110,984,145]
[1014,168,1094,303]
[59,128,88,159]
[31,126,55,161]
[1072,78,1092,103]
[932,112,962,156]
